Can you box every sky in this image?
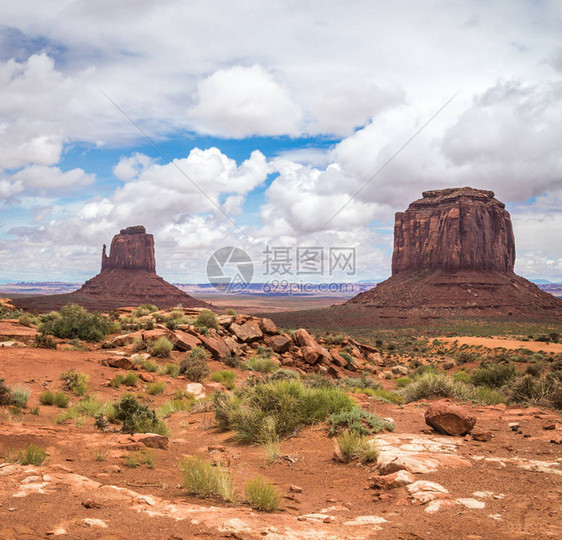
[0,0,561,286]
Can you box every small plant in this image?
[149,337,173,358]
[158,395,195,417]
[30,405,40,415]
[54,391,70,408]
[336,431,378,463]
[142,359,159,372]
[470,362,516,388]
[124,453,139,467]
[256,345,274,358]
[34,333,57,349]
[160,363,179,377]
[113,394,168,435]
[94,447,107,461]
[328,408,395,436]
[10,386,31,408]
[179,347,210,382]
[195,309,218,330]
[245,476,280,511]
[123,372,139,387]
[223,355,241,368]
[18,313,35,327]
[0,378,11,406]
[210,370,237,390]
[245,356,278,374]
[395,376,412,388]
[454,371,471,383]
[60,369,89,396]
[179,455,235,502]
[39,390,56,406]
[132,338,146,352]
[13,444,47,465]
[147,381,166,395]
[109,374,125,388]
[225,308,236,316]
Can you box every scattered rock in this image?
[407,481,450,504]
[186,383,206,399]
[83,518,108,528]
[105,357,134,370]
[425,400,477,436]
[230,321,263,342]
[289,484,303,494]
[471,430,492,442]
[456,498,486,509]
[369,470,415,490]
[543,423,556,430]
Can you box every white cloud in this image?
[188,65,302,137]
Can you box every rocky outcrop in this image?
[15,226,210,311]
[392,188,515,275]
[101,226,156,272]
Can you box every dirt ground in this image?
[438,336,562,354]
[1,339,561,540]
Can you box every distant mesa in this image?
[14,226,210,312]
[346,187,562,320]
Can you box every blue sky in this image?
[0,0,561,285]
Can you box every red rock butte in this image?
[14,226,210,312]
[345,187,562,321]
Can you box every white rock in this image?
[219,518,251,533]
[186,383,206,399]
[456,498,486,509]
[83,518,108,528]
[297,513,335,522]
[343,515,388,526]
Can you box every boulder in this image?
[330,351,348,368]
[264,334,292,354]
[217,315,234,327]
[106,331,143,348]
[425,400,476,436]
[170,330,202,352]
[199,334,230,360]
[230,321,263,342]
[143,328,172,343]
[105,357,134,370]
[292,328,317,348]
[223,336,243,356]
[369,470,415,490]
[259,318,278,334]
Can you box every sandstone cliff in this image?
[101,226,156,272]
[392,188,515,275]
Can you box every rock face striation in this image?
[339,187,562,323]
[392,188,515,275]
[15,226,210,312]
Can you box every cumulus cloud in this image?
[188,65,302,137]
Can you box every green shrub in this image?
[160,363,179,377]
[473,386,506,405]
[223,355,241,368]
[328,407,394,436]
[336,431,379,463]
[147,381,166,395]
[360,387,404,405]
[256,345,274,358]
[54,391,70,408]
[210,370,237,390]
[142,359,159,372]
[123,372,139,387]
[179,456,235,502]
[214,379,356,443]
[10,386,31,408]
[457,351,479,364]
[60,369,89,395]
[0,378,11,406]
[132,338,146,352]
[395,377,412,388]
[470,362,516,388]
[40,304,116,342]
[525,363,543,377]
[245,356,278,374]
[13,444,47,465]
[39,390,55,406]
[454,371,471,383]
[34,333,57,349]
[149,337,173,358]
[195,309,218,330]
[339,351,353,365]
[339,375,379,391]
[158,395,195,418]
[113,394,168,435]
[245,476,280,511]
[109,374,124,388]
[402,373,472,402]
[18,314,35,327]
[179,347,210,382]
[225,308,236,316]
[508,373,562,408]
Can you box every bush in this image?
[12,444,47,466]
[142,359,159,372]
[40,304,117,342]
[525,363,543,377]
[210,370,237,390]
[39,390,55,406]
[395,377,412,388]
[401,373,473,403]
[149,337,173,358]
[470,362,516,388]
[60,369,89,395]
[18,314,35,327]
[214,379,356,443]
[223,355,241,368]
[256,345,274,358]
[339,375,379,391]
[508,374,562,408]
[113,394,168,435]
[34,333,57,349]
[454,371,471,383]
[0,378,11,406]
[195,309,218,330]
[360,387,404,405]
[179,456,235,502]
[245,356,278,374]
[225,308,236,316]
[109,374,124,388]
[147,381,166,395]
[328,408,394,436]
[336,431,379,464]
[179,347,210,382]
[158,395,195,418]
[457,351,479,364]
[245,476,280,511]
[123,372,139,387]
[54,391,70,408]
[10,386,31,408]
[160,363,179,377]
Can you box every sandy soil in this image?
[439,336,562,354]
[1,341,561,539]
